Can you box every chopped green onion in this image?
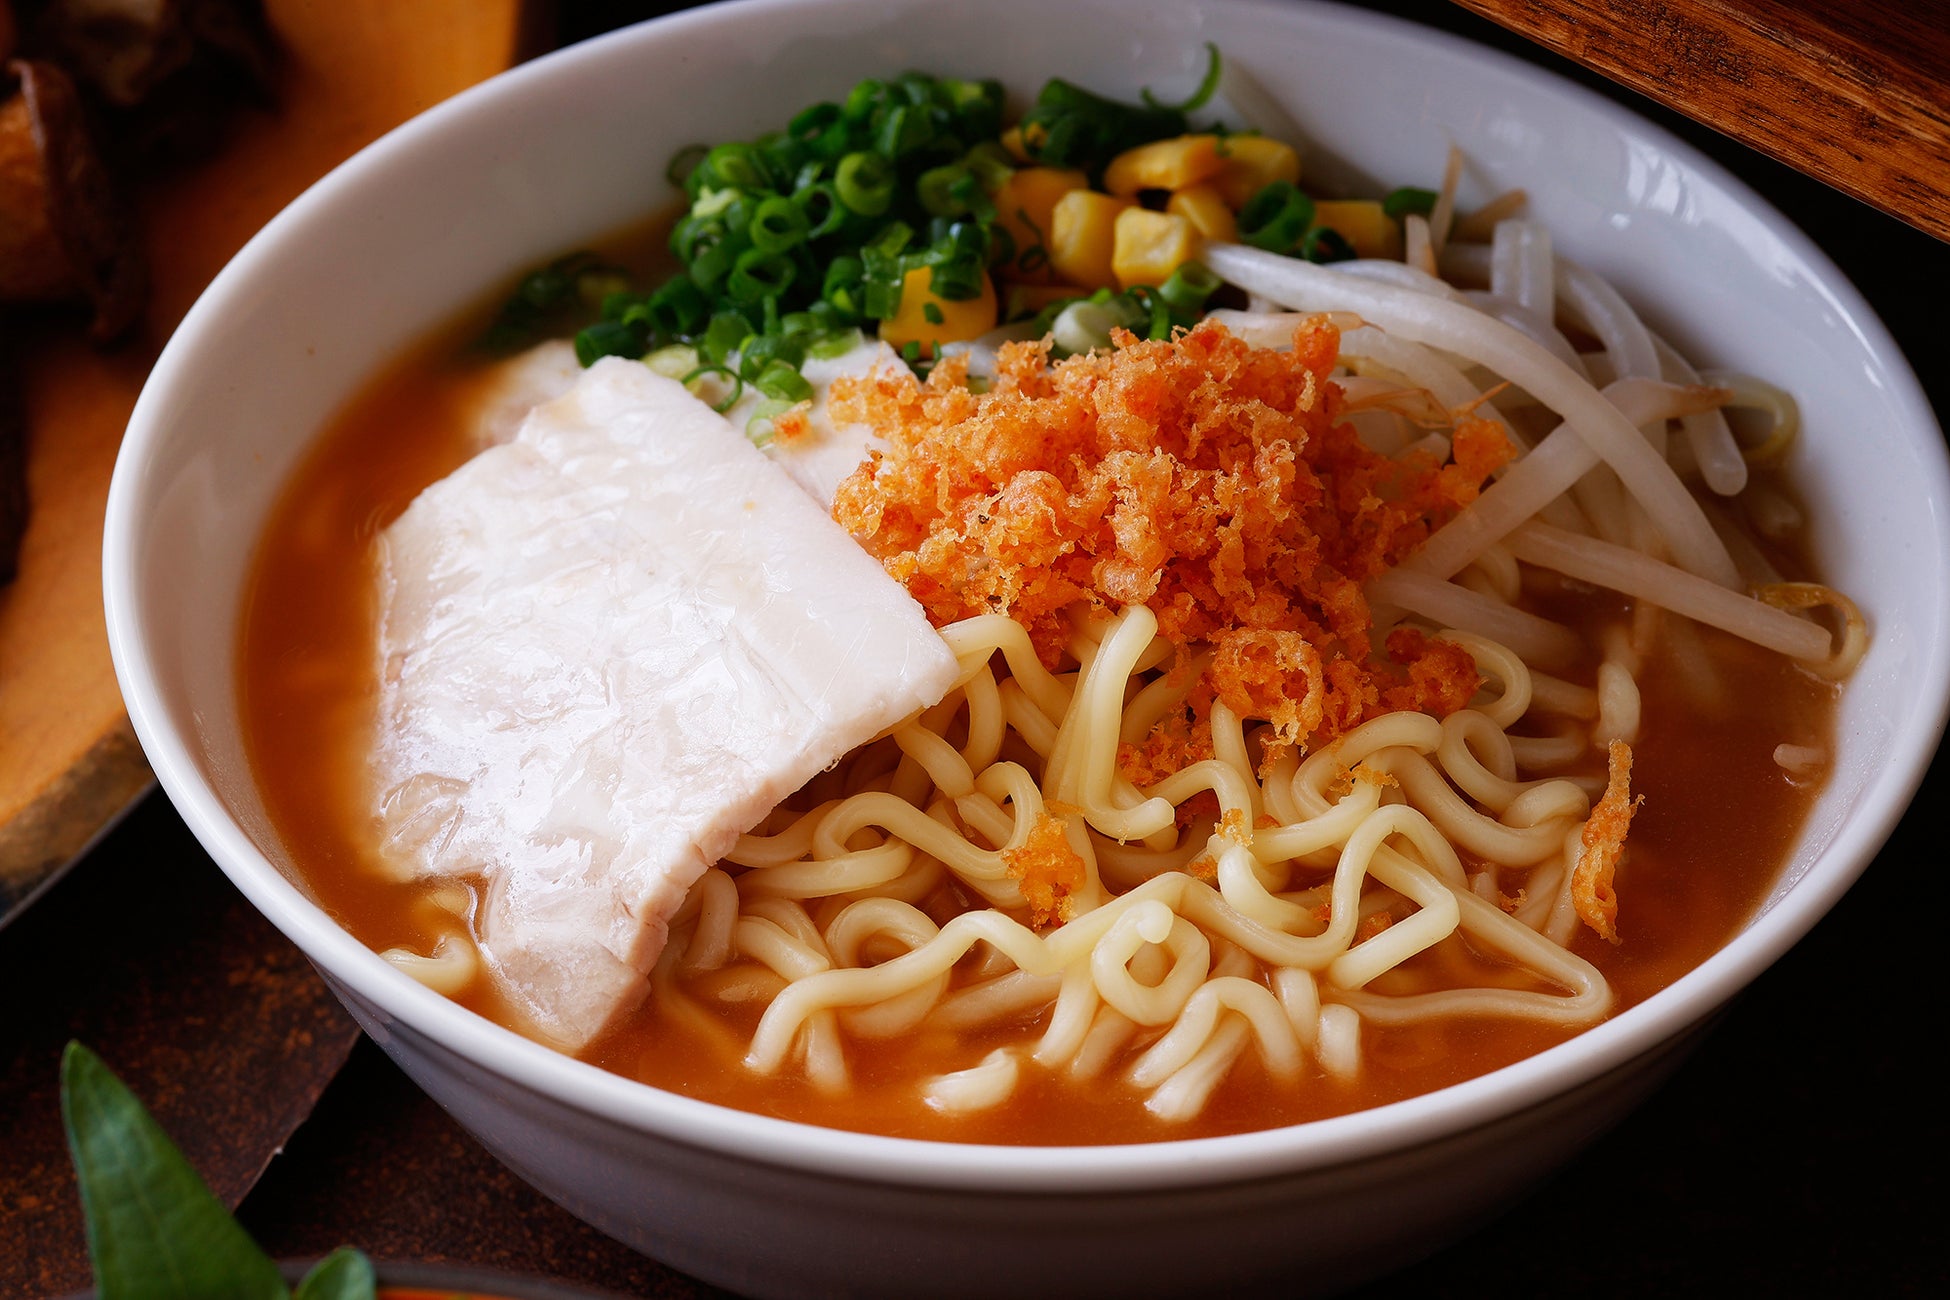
[688,237,742,291]
[574,318,645,366]
[863,276,904,321]
[940,77,1005,139]
[753,358,815,403]
[925,257,985,302]
[690,186,739,221]
[700,141,772,192]
[716,193,756,237]
[1303,226,1357,263]
[801,299,844,333]
[822,255,868,320]
[937,218,987,262]
[961,141,1015,190]
[835,150,895,215]
[1140,42,1223,114]
[808,326,864,359]
[478,251,631,354]
[950,171,995,222]
[517,254,588,309]
[727,248,797,302]
[865,220,914,260]
[893,71,936,107]
[1238,180,1315,254]
[749,195,810,253]
[680,363,745,413]
[1017,51,1223,181]
[531,59,1263,388]
[1125,286,1173,340]
[842,78,886,123]
[789,101,841,143]
[794,182,847,239]
[1157,260,1221,316]
[1383,186,1439,219]
[739,332,806,381]
[671,214,718,263]
[792,159,826,192]
[646,275,709,337]
[643,344,700,380]
[918,163,972,217]
[875,103,936,159]
[699,310,756,365]
[1048,296,1146,356]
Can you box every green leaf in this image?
[294,1248,378,1300]
[60,1041,290,1300]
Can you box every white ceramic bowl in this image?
[102,1,1950,1296]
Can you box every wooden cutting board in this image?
[0,0,538,924]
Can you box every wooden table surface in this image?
[2,2,1946,1297]
[1455,0,1950,243]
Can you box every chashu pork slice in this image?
[458,334,900,507]
[372,357,960,1052]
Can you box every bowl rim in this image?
[103,0,1950,1194]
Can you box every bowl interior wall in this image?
[110,0,1949,1154]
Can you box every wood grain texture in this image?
[1451,0,1950,242]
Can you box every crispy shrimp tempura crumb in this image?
[832,318,1507,753]
[1574,740,1639,943]
[1002,811,1087,928]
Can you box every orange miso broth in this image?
[593,611,1831,1144]
[238,326,1838,1147]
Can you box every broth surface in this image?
[239,317,1837,1145]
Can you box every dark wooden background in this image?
[3,2,1944,1297]
[1453,0,1950,242]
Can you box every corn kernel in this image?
[878,266,998,358]
[1312,199,1403,260]
[1112,208,1198,289]
[1103,134,1227,197]
[1047,189,1135,291]
[1212,135,1302,209]
[1166,183,1238,243]
[990,166,1089,283]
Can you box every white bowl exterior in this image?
[325,965,1715,1299]
[103,0,1950,1294]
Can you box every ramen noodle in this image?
[239,117,1860,1141]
